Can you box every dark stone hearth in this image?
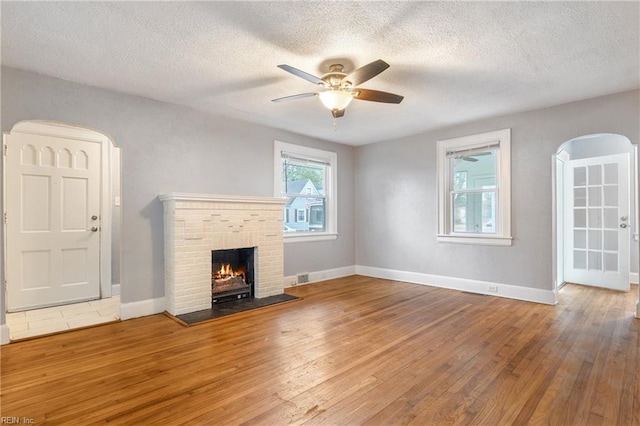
[176,294,299,325]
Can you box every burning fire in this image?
[218,264,235,277]
[214,264,245,280]
[212,263,248,294]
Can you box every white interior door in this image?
[6,132,101,311]
[564,153,630,291]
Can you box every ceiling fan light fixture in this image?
[319,90,353,111]
[274,60,403,120]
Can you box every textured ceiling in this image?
[1,1,639,146]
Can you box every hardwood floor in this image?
[1,276,638,425]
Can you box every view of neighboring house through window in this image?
[274,141,337,241]
[296,208,308,223]
[437,129,512,246]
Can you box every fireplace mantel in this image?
[160,193,287,315]
[159,192,288,205]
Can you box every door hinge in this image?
[3,143,6,156]
[4,212,7,224]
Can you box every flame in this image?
[216,264,244,277]
[218,264,231,276]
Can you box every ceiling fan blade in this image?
[342,59,390,86]
[353,88,404,104]
[332,109,345,118]
[272,92,318,102]
[277,64,325,85]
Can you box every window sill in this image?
[284,233,338,243]
[436,234,513,246]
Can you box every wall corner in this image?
[1,324,10,345]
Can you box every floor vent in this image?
[461,291,487,296]
[297,273,309,284]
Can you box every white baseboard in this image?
[630,272,639,285]
[355,265,557,306]
[120,297,166,320]
[284,265,356,288]
[111,283,121,296]
[1,323,10,345]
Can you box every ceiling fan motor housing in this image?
[322,64,349,88]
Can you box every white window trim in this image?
[274,141,338,243]
[436,128,512,246]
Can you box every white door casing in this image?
[6,131,101,311]
[564,153,631,291]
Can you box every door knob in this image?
[91,215,98,221]
[620,223,628,229]
[91,227,99,232]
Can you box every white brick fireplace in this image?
[159,193,287,316]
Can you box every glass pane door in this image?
[564,153,630,291]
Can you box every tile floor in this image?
[6,296,120,340]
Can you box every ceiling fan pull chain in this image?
[333,116,337,132]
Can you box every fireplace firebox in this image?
[211,247,255,304]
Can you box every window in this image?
[274,141,337,242]
[437,129,512,246]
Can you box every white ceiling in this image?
[2,1,638,146]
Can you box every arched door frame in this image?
[3,120,121,302]
[551,132,639,319]
[636,143,640,319]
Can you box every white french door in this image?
[563,153,630,291]
[6,132,101,311]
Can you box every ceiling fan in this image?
[455,152,493,162]
[272,59,404,118]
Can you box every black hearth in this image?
[211,247,255,303]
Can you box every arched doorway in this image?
[3,120,122,339]
[554,133,637,297]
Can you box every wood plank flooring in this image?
[1,276,638,425]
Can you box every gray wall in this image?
[355,90,640,290]
[563,133,633,159]
[0,67,355,319]
[0,65,636,332]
